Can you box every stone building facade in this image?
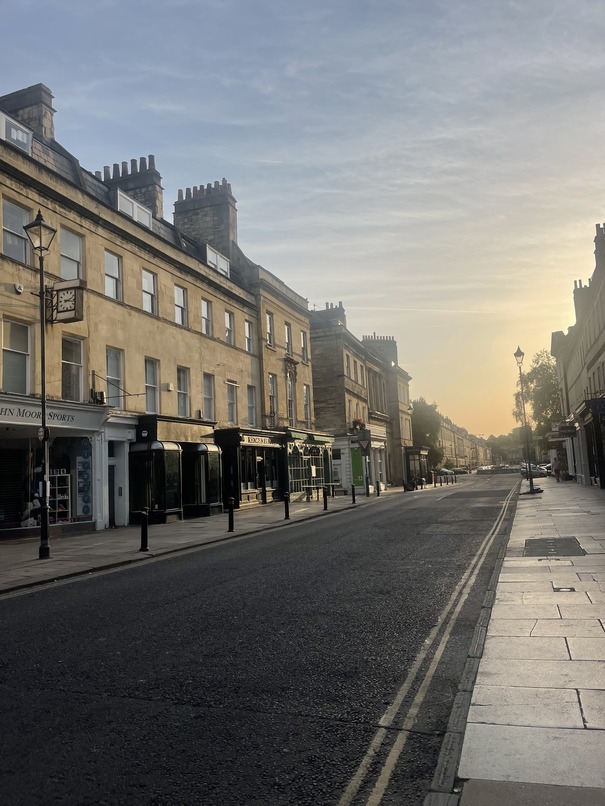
[0,83,331,537]
[310,303,413,491]
[551,222,605,487]
[438,419,487,470]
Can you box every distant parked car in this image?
[520,463,548,479]
[453,467,470,474]
[435,467,455,476]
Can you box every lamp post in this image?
[514,346,535,495]
[24,210,57,559]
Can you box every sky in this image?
[3,0,604,437]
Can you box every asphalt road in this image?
[0,475,518,805]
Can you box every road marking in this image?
[338,485,516,805]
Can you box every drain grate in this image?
[523,537,585,557]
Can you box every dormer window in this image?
[205,244,230,278]
[115,189,152,229]
[0,112,32,155]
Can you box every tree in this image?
[411,397,444,468]
[486,432,522,465]
[513,350,561,440]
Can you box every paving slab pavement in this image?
[449,478,605,806]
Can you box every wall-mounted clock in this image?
[57,288,76,313]
[53,279,85,323]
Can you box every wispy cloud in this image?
[1,0,603,434]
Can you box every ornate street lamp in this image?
[514,346,537,495]
[24,210,57,559]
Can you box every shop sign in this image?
[156,419,214,443]
[0,400,106,430]
[241,434,282,448]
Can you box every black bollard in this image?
[376,481,380,497]
[284,491,290,520]
[323,486,328,511]
[139,507,149,552]
[352,485,356,504]
[227,497,235,532]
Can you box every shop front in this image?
[0,395,108,537]
[129,441,183,524]
[331,427,383,495]
[182,443,222,517]
[331,433,368,494]
[213,427,334,507]
[285,430,334,500]
[130,415,218,523]
[214,427,285,508]
[574,398,605,488]
[405,447,429,486]
[366,423,388,491]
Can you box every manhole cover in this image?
[523,537,585,557]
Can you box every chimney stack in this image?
[101,155,164,219]
[0,83,55,140]
[174,179,238,260]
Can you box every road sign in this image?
[37,426,45,441]
[358,439,370,451]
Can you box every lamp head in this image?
[514,346,524,367]
[23,210,57,255]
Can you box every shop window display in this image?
[0,436,93,530]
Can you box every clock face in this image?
[57,289,76,312]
